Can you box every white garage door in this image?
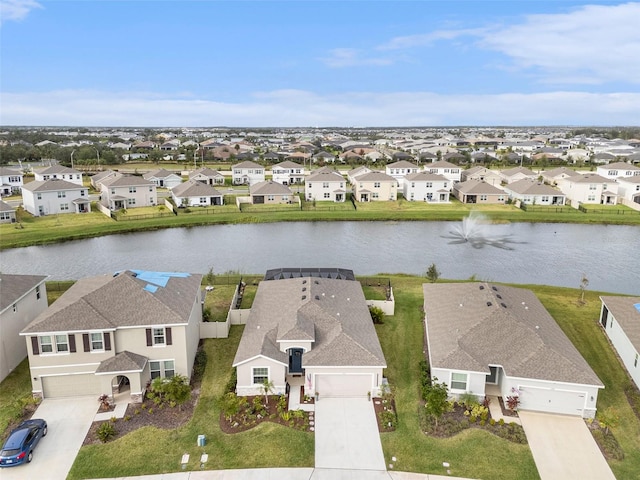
[42,374,102,398]
[315,374,372,398]
[519,385,586,416]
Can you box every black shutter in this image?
[31,336,39,355]
[83,333,90,352]
[166,327,172,346]
[69,334,76,353]
[146,328,152,346]
[104,332,111,351]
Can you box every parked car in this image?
[0,419,47,467]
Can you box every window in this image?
[323,182,329,188]
[91,332,104,350]
[37,193,42,200]
[426,182,433,188]
[127,198,136,206]
[589,184,597,190]
[58,191,66,198]
[153,328,165,345]
[149,186,154,192]
[372,192,379,199]
[150,360,175,379]
[588,195,596,202]
[541,196,549,202]
[55,335,69,352]
[374,182,381,188]
[267,195,275,201]
[199,197,207,204]
[451,372,467,390]
[36,285,41,300]
[635,353,638,368]
[323,192,330,199]
[307,183,312,188]
[13,303,17,312]
[129,186,137,193]
[480,195,488,201]
[40,336,53,353]
[411,182,415,188]
[253,367,268,384]
[80,190,86,196]
[60,203,69,211]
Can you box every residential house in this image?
[21,179,90,217]
[0,200,16,223]
[0,167,23,196]
[143,169,183,189]
[353,172,398,202]
[305,167,346,202]
[499,166,537,184]
[596,162,640,180]
[189,167,225,186]
[402,171,450,202]
[90,170,119,190]
[557,173,618,207]
[232,161,265,185]
[171,179,223,207]
[250,180,295,205]
[33,166,83,186]
[616,176,640,206]
[159,140,180,151]
[460,166,502,186]
[385,160,420,189]
[540,167,580,186]
[271,161,305,185]
[591,152,616,164]
[599,296,640,390]
[20,270,203,402]
[0,274,48,382]
[347,166,372,184]
[424,161,462,183]
[452,179,506,204]
[312,151,336,164]
[100,174,157,210]
[502,179,566,206]
[232,271,387,398]
[423,283,603,418]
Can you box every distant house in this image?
[599,296,640,390]
[22,179,90,216]
[0,200,17,223]
[159,140,180,151]
[189,167,225,186]
[460,166,502,186]
[557,173,618,207]
[347,166,372,184]
[423,283,603,418]
[250,180,295,205]
[596,162,640,180]
[20,270,203,402]
[143,169,183,189]
[352,172,398,202]
[312,151,337,164]
[540,167,580,186]
[616,176,640,206]
[33,166,83,186]
[100,174,157,210]
[232,161,265,185]
[499,166,537,184]
[171,179,223,207]
[0,167,24,196]
[424,161,462,183]
[271,161,305,185]
[305,167,346,202]
[0,274,48,382]
[403,171,450,202]
[385,160,420,189]
[90,170,119,190]
[502,179,566,206]
[452,179,506,204]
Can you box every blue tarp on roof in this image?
[144,284,159,293]
[130,270,191,288]
[634,303,640,313]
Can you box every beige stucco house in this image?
[452,179,506,204]
[100,173,157,210]
[20,270,203,403]
[250,180,295,205]
[353,171,398,202]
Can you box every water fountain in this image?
[443,211,519,250]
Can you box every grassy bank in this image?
[2,200,639,250]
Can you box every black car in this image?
[0,419,48,467]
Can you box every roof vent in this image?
[302,280,307,284]
[479,285,485,290]
[302,295,307,300]
[500,302,507,308]
[487,302,492,306]
[314,280,319,284]
[315,295,320,300]
[496,294,502,299]
[492,286,498,291]
[302,287,307,292]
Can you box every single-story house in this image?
[423,283,603,418]
[250,180,295,204]
[452,179,506,204]
[0,274,48,382]
[189,167,225,186]
[499,166,537,184]
[20,270,203,402]
[599,296,640,390]
[0,200,17,223]
[305,167,346,202]
[143,169,183,189]
[232,270,387,398]
[502,179,566,206]
[171,179,223,207]
[21,179,91,216]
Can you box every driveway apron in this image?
[314,397,386,471]
[1,396,97,480]
[518,411,616,480]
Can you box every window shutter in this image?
[166,327,172,346]
[69,334,76,353]
[104,332,112,351]
[83,333,90,352]
[146,328,152,346]
[31,336,39,355]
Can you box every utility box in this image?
[197,434,206,447]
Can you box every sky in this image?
[1,0,639,127]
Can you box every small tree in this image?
[579,273,589,304]
[369,305,385,324]
[151,374,191,409]
[205,266,215,285]
[218,392,240,421]
[598,407,619,434]
[424,379,451,428]
[425,263,441,283]
[261,379,274,405]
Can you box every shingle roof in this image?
[250,180,293,195]
[101,174,154,187]
[404,171,447,182]
[22,179,84,192]
[454,179,504,195]
[306,168,344,183]
[0,200,16,213]
[189,168,223,179]
[233,277,386,368]
[171,179,222,197]
[34,165,81,175]
[21,270,202,334]
[356,171,396,182]
[387,160,418,169]
[0,274,48,313]
[143,169,180,179]
[505,178,564,196]
[423,283,602,386]
[600,296,640,351]
[95,351,148,374]
[233,161,263,169]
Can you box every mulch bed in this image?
[219,395,312,434]
[497,396,519,417]
[373,397,397,432]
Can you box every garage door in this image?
[519,386,586,416]
[315,374,372,398]
[42,374,102,398]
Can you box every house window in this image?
[55,335,69,353]
[37,193,42,200]
[36,285,41,300]
[12,304,17,312]
[149,186,153,192]
[451,372,467,390]
[307,183,312,188]
[635,353,638,368]
[588,195,596,202]
[129,187,137,193]
[91,332,104,351]
[589,184,597,190]
[252,367,268,384]
[80,190,86,196]
[40,336,53,353]
[58,191,66,198]
[324,192,330,199]
[541,196,549,202]
[199,197,207,204]
[480,195,488,201]
[426,182,433,188]
[323,182,329,188]
[372,192,379,199]
[153,328,166,345]
[150,360,175,379]
[374,182,381,188]
[60,204,69,211]
[411,182,415,188]
[127,198,136,206]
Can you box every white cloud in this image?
[378,28,485,51]
[0,0,42,24]
[320,48,394,68]
[1,89,638,127]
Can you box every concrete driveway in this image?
[518,411,616,480]
[314,397,386,471]
[1,396,97,480]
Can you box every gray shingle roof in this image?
[404,171,447,182]
[233,161,262,170]
[101,174,154,187]
[306,168,344,183]
[250,180,293,195]
[34,165,81,175]
[171,179,222,197]
[0,200,16,213]
[600,296,640,351]
[22,179,84,192]
[423,283,602,386]
[454,179,504,195]
[505,179,564,195]
[0,274,48,313]
[356,171,396,182]
[233,277,386,368]
[95,351,148,374]
[21,270,202,334]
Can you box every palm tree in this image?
[261,379,275,405]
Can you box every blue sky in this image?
[1,0,639,127]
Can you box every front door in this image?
[486,365,500,384]
[289,348,304,374]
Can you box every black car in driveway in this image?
[0,419,48,467]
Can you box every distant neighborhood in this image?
[1,126,640,221]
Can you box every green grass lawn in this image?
[0,359,34,439]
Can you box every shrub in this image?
[458,393,478,410]
[225,368,238,394]
[369,305,385,324]
[97,422,117,443]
